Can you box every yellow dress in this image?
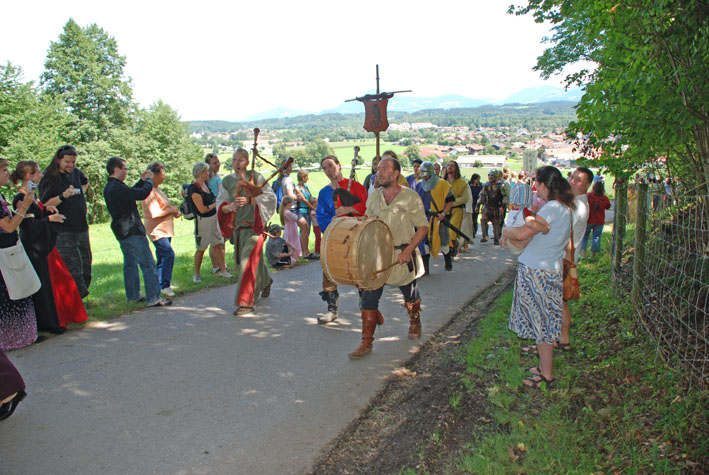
[426,179,452,258]
[448,177,470,246]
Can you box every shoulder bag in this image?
[562,211,580,300]
[0,239,41,300]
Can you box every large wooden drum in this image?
[321,217,394,290]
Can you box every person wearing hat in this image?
[265,223,296,269]
[420,161,455,271]
[477,168,507,245]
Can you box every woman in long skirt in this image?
[0,158,37,351]
[502,166,576,389]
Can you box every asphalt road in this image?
[0,241,515,474]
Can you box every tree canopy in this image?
[1,20,202,223]
[510,0,709,194]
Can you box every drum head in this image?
[355,219,394,290]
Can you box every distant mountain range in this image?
[241,85,583,121]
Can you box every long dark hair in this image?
[536,166,576,210]
[444,160,461,181]
[43,145,78,188]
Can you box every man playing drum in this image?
[349,157,429,359]
[217,149,277,315]
[315,155,368,324]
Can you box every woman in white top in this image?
[501,166,576,389]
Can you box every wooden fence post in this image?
[631,184,648,307]
[613,181,628,276]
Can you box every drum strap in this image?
[394,243,415,273]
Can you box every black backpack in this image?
[180,183,196,220]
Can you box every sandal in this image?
[527,366,542,376]
[523,374,555,389]
[521,346,538,356]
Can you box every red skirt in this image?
[47,248,87,326]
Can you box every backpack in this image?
[272,178,283,208]
[180,183,196,220]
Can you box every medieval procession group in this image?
[1,141,596,419]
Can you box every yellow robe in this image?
[426,179,452,258]
[448,177,470,245]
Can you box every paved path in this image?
[0,242,515,474]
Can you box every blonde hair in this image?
[279,196,295,224]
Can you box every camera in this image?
[71,188,82,195]
[27,181,38,192]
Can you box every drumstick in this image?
[370,261,400,280]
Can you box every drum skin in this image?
[321,217,394,290]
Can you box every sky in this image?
[2,0,566,122]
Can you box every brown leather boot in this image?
[405,299,422,339]
[349,310,383,359]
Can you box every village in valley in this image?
[188,101,584,172]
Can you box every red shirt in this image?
[334,178,368,216]
[587,193,611,225]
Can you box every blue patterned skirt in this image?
[508,262,563,345]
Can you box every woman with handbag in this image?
[501,166,576,389]
[0,158,38,351]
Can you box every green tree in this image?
[510,0,709,194]
[404,144,421,165]
[305,140,336,165]
[0,63,69,163]
[272,142,288,160]
[40,19,135,143]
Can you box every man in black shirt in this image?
[39,145,92,298]
[103,157,171,307]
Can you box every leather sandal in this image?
[523,374,554,389]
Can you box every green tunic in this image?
[218,172,277,307]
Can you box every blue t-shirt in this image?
[316,186,336,232]
[518,200,570,271]
[207,175,222,197]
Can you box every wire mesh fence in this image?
[611,182,708,388]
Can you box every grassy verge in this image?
[449,249,707,473]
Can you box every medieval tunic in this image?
[366,187,427,287]
[425,179,454,258]
[447,177,471,246]
[217,172,276,307]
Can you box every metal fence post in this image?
[631,184,648,307]
[613,181,628,276]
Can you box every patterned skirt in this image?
[508,262,563,345]
[0,274,37,351]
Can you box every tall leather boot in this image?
[444,252,453,271]
[349,310,383,359]
[480,218,489,242]
[422,254,430,276]
[405,299,422,339]
[318,290,339,324]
